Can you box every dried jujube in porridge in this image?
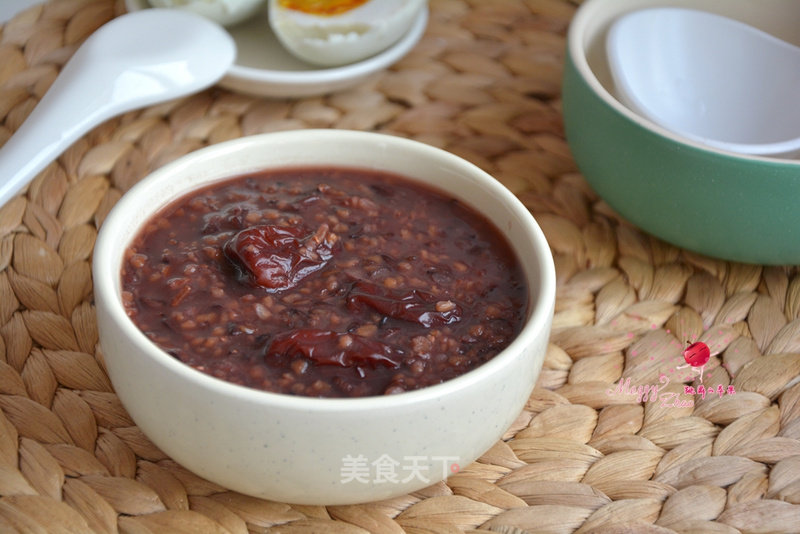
[121,167,528,397]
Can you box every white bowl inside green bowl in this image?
[563,0,800,264]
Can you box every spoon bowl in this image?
[607,7,800,158]
[0,8,235,207]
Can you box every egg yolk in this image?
[278,0,370,16]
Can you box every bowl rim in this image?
[567,0,800,167]
[93,129,556,412]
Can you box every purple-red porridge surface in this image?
[121,167,529,397]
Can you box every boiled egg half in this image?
[148,0,265,27]
[269,0,427,66]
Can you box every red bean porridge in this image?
[121,167,528,398]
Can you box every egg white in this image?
[269,0,426,67]
[148,0,264,27]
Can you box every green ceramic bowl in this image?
[563,0,800,265]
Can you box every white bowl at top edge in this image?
[92,129,556,505]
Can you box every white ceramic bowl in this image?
[92,129,555,505]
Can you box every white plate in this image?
[125,0,428,98]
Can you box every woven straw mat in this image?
[1,0,800,532]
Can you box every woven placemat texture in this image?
[1,0,800,532]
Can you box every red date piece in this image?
[347,280,462,327]
[224,224,336,291]
[266,329,402,368]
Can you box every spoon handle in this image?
[0,44,119,207]
[0,9,236,208]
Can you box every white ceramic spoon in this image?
[0,8,236,207]
[607,7,800,158]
